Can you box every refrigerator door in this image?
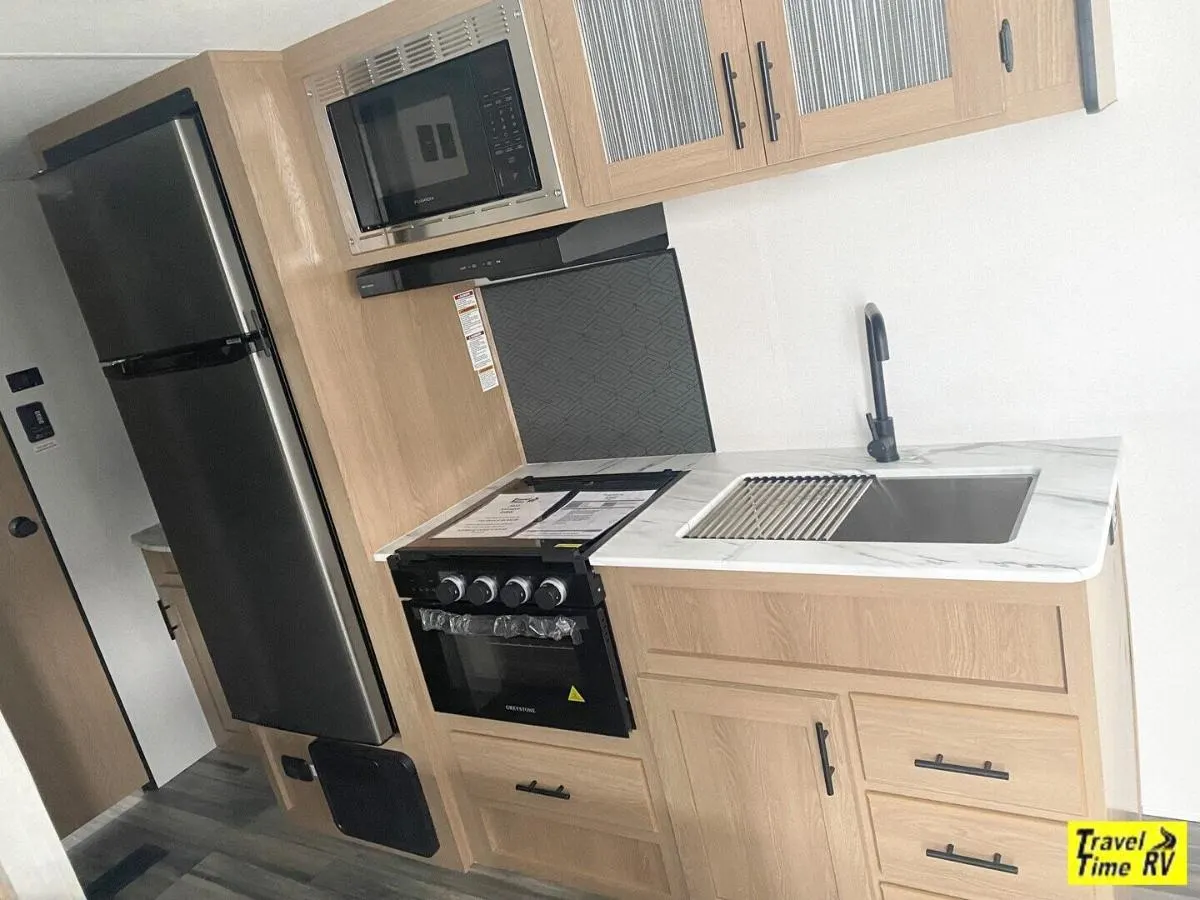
[107,342,393,744]
[35,117,256,362]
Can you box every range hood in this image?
[355,205,668,297]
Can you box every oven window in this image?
[327,42,540,233]
[445,633,585,712]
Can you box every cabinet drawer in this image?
[449,731,657,833]
[870,794,1073,900]
[854,695,1085,814]
[143,550,182,588]
[625,579,1066,690]
[882,886,962,900]
[480,805,671,896]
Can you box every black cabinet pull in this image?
[756,41,781,142]
[156,600,178,643]
[814,722,836,796]
[999,19,1015,72]
[927,844,1019,875]
[914,754,1010,781]
[515,780,570,800]
[721,52,747,150]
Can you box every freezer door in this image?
[107,346,393,744]
[35,117,256,361]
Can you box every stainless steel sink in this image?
[685,473,1036,544]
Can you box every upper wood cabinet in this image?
[543,0,767,205]
[640,677,872,900]
[741,0,1006,162]
[542,0,1093,206]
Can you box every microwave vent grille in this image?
[322,3,515,103]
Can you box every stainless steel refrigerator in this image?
[34,105,394,745]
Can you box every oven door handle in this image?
[515,780,571,800]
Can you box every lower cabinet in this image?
[639,677,873,900]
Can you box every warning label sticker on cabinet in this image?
[459,307,484,338]
[453,289,478,311]
[466,333,494,371]
[478,367,499,392]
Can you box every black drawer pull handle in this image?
[155,598,179,641]
[927,844,1019,875]
[515,780,570,800]
[914,754,1010,780]
[814,722,836,796]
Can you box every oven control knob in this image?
[500,576,533,608]
[534,576,569,610]
[435,575,466,606]
[465,575,498,606]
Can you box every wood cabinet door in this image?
[640,678,871,899]
[740,0,1007,162]
[542,0,767,205]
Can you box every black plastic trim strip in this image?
[1076,0,1103,114]
[40,89,198,171]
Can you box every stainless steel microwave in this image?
[304,0,566,255]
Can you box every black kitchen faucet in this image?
[864,303,899,463]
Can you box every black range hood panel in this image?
[355,205,668,296]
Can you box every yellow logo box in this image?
[1068,821,1188,886]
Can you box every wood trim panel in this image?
[612,575,1067,690]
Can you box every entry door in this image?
[0,422,147,836]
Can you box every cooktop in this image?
[394,470,683,563]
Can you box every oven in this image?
[404,598,632,737]
[305,0,566,254]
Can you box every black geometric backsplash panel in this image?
[483,250,714,463]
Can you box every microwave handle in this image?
[326,101,386,232]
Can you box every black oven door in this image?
[404,601,632,737]
[327,42,540,233]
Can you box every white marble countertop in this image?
[375,437,1121,583]
[130,523,170,553]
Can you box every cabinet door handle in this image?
[927,844,1019,875]
[756,42,781,142]
[914,754,1010,781]
[156,599,179,641]
[814,722,836,796]
[999,19,1015,72]
[720,52,747,150]
[515,780,570,800]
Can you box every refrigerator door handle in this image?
[173,118,261,337]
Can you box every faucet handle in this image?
[866,414,899,463]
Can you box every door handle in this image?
[927,844,1019,875]
[756,41,781,142]
[999,19,1015,72]
[720,52,747,150]
[815,722,836,796]
[8,516,39,539]
[156,598,180,641]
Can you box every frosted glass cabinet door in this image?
[741,0,1007,162]
[543,0,767,205]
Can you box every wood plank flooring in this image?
[68,747,1200,899]
[69,749,602,900]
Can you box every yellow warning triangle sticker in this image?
[567,685,585,703]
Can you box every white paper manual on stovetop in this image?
[517,490,658,540]
[435,491,570,539]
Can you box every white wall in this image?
[666,0,1197,819]
[0,182,214,785]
